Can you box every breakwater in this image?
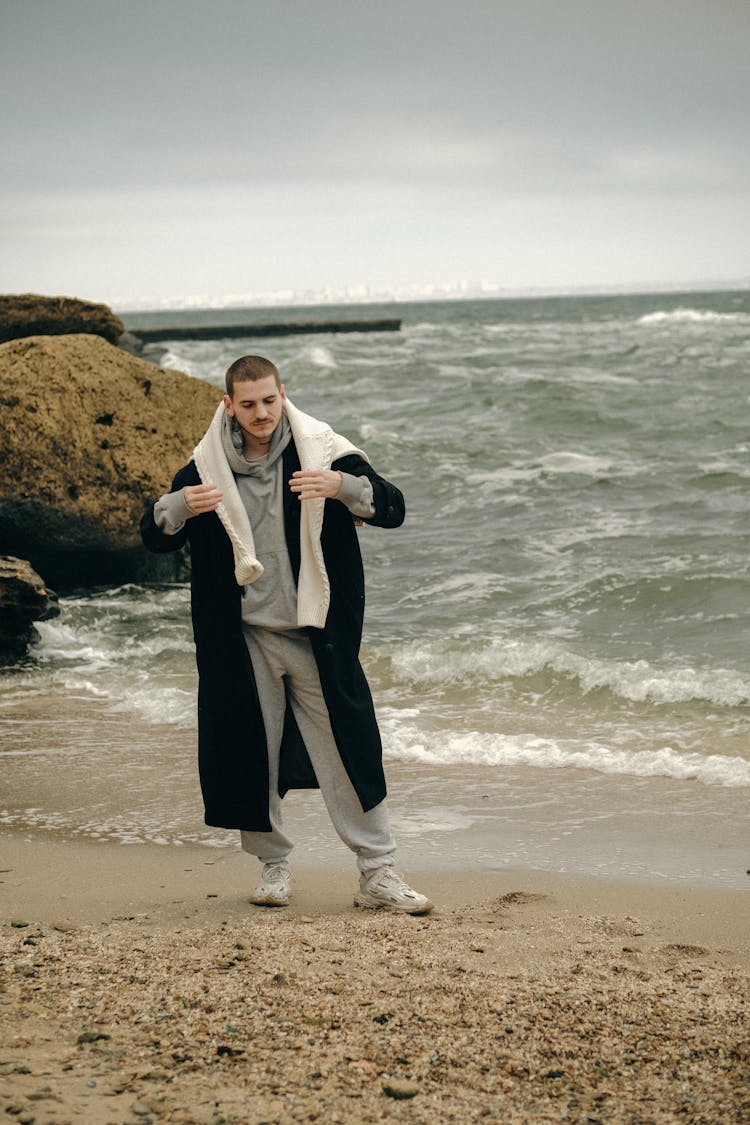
[129,318,401,343]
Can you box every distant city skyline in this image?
[113,275,750,314]
[2,2,748,306]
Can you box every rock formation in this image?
[0,555,59,662]
[0,293,124,345]
[0,334,222,588]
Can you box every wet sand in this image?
[1,835,748,1124]
[2,690,748,890]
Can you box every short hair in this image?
[225,355,281,396]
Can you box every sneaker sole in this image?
[353,894,434,916]
[249,895,291,907]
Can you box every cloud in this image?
[1,1,749,298]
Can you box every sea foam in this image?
[379,715,750,789]
[388,637,750,708]
[638,308,741,325]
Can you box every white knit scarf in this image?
[193,399,366,629]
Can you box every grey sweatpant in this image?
[239,626,396,874]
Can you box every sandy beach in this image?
[1,835,748,1124]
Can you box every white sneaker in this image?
[250,861,292,907]
[353,867,433,915]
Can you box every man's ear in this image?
[223,393,233,415]
[280,384,287,404]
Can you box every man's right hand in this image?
[183,483,223,514]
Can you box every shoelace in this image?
[372,869,411,892]
[264,866,289,886]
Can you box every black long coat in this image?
[140,440,405,831]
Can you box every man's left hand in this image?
[289,470,343,500]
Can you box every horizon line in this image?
[111,277,750,315]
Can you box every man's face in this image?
[224,375,286,452]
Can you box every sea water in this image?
[2,291,749,887]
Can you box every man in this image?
[141,354,432,915]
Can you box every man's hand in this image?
[289,470,343,501]
[184,483,223,514]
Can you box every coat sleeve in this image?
[331,453,405,529]
[140,462,199,553]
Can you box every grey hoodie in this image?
[153,411,375,632]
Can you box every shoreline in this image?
[1,688,747,892]
[2,833,748,1124]
[3,833,748,966]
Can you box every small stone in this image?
[216,1044,244,1058]
[77,1031,111,1045]
[4,1106,32,1122]
[383,1079,420,1099]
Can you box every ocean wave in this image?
[358,421,401,443]
[472,447,620,483]
[159,348,192,371]
[695,457,750,482]
[24,608,198,727]
[106,682,196,727]
[380,717,750,788]
[397,571,511,605]
[56,583,190,617]
[463,452,637,492]
[35,619,193,665]
[637,308,741,325]
[537,451,614,476]
[24,663,197,728]
[389,637,750,708]
[297,343,337,368]
[158,347,226,387]
[407,321,444,334]
[562,369,638,386]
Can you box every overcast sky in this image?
[1,0,748,307]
